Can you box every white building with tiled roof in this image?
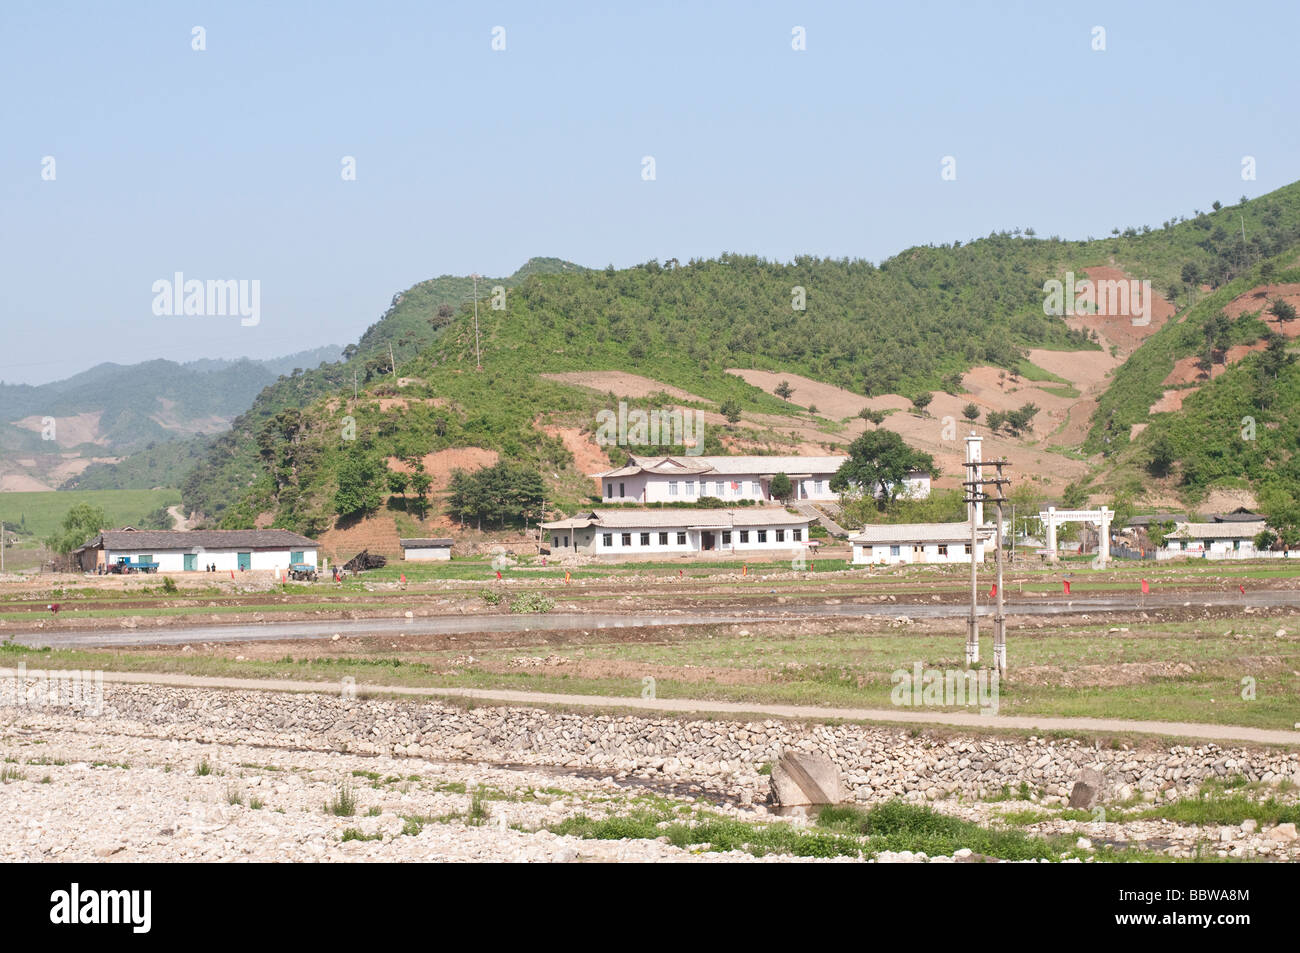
[1158,521,1268,559]
[541,508,812,557]
[72,529,319,573]
[850,522,992,565]
[589,455,929,504]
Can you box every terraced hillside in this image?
[148,183,1300,538]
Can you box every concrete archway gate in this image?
[1039,506,1113,567]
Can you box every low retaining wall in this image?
[3,683,1297,807]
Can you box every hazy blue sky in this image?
[3,0,1297,384]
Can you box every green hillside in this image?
[179,183,1300,534]
[180,258,586,520]
[1084,257,1300,457]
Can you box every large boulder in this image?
[768,751,843,806]
[1068,766,1109,809]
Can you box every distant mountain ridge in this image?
[0,345,345,491]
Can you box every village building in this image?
[850,522,993,565]
[1210,508,1266,523]
[72,528,319,573]
[590,455,930,504]
[1158,521,1268,559]
[400,537,453,561]
[541,508,813,557]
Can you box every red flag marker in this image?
[1063,580,1071,595]
[564,571,571,585]
[1141,579,1149,595]
[400,573,406,584]
[230,570,235,580]
[1239,584,1246,595]
[989,584,997,598]
[496,570,502,581]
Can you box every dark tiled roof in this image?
[75,529,318,553]
[400,538,453,547]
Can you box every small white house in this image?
[73,528,319,573]
[1159,521,1266,559]
[541,507,812,558]
[590,455,930,505]
[850,522,992,565]
[400,537,452,561]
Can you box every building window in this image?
[605,484,613,498]
[553,536,560,548]
[938,545,948,557]
[793,529,802,541]
[722,531,732,545]
[619,482,625,498]
[621,533,632,546]
[602,533,613,547]
[676,531,686,545]
[658,532,668,545]
[775,529,785,542]
[739,530,750,543]
[813,480,823,494]
[749,481,759,496]
[715,481,725,496]
[890,545,900,556]
[757,530,767,543]
[686,480,695,496]
[668,481,678,496]
[964,544,971,555]
[640,532,650,546]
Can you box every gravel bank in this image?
[2,681,1297,862]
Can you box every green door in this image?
[184,553,197,571]
[237,552,251,570]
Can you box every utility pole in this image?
[471,273,482,371]
[987,460,1012,680]
[963,432,1013,677]
[353,367,358,401]
[962,432,983,667]
[1010,502,1016,564]
[389,342,397,382]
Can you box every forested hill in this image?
[180,258,585,517]
[183,182,1300,532]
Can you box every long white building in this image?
[73,529,319,573]
[541,507,812,557]
[850,522,992,565]
[590,454,930,504]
